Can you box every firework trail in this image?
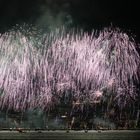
[0,27,139,110]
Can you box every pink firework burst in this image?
[0,27,139,110]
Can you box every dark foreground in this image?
[0,130,140,140]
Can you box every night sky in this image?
[0,0,139,41]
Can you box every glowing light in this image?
[0,28,139,110]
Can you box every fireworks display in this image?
[0,27,139,110]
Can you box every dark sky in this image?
[0,0,139,41]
